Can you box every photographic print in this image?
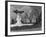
[5,1,45,36]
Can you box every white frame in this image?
[8,2,44,35]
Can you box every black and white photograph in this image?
[6,1,45,35]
